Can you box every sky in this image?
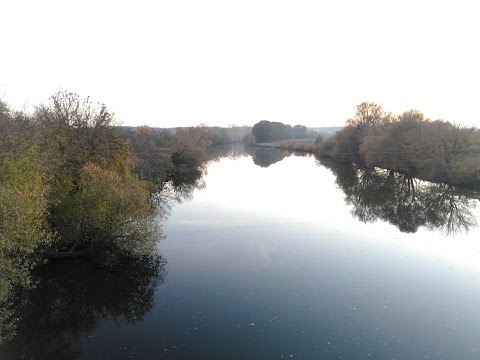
[1,0,479,128]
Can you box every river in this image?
[2,146,480,359]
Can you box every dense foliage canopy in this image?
[252,120,309,143]
[317,102,480,185]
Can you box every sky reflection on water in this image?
[76,151,480,359]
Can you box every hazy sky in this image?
[1,0,479,128]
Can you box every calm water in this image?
[2,146,480,359]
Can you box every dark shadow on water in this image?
[317,156,479,235]
[252,148,292,168]
[0,245,167,359]
[206,144,311,168]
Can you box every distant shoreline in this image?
[253,139,317,153]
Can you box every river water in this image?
[3,146,480,359]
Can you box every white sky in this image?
[1,0,479,128]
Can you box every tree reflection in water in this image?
[0,164,211,358]
[319,157,479,234]
[206,143,251,163]
[252,148,292,168]
[0,245,166,359]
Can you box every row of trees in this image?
[206,126,252,146]
[121,125,252,185]
[251,120,309,143]
[317,102,480,185]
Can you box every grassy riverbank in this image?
[255,139,316,152]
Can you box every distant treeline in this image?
[251,120,312,143]
[120,124,251,184]
[317,102,480,185]
[122,125,251,147]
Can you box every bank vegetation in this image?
[317,102,480,186]
[0,91,210,342]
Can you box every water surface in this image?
[3,147,480,359]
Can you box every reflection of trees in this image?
[206,144,311,168]
[153,164,207,213]
[0,245,166,359]
[318,157,479,234]
[252,148,292,168]
[206,143,251,163]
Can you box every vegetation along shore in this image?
[249,102,480,186]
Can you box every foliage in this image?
[243,133,257,145]
[170,125,211,172]
[35,91,132,180]
[252,120,293,143]
[50,164,161,254]
[318,102,480,185]
[315,134,324,146]
[317,126,360,162]
[21,91,164,256]
[207,126,233,145]
[0,148,53,343]
[0,104,37,163]
[293,125,308,139]
[346,101,385,130]
[360,115,480,184]
[126,125,174,184]
[0,91,214,343]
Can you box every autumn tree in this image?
[321,101,479,185]
[0,147,53,342]
[170,125,211,171]
[35,91,132,181]
[361,109,427,173]
[49,164,160,256]
[129,126,174,184]
[27,92,162,256]
[347,102,385,130]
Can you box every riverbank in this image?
[254,139,317,152]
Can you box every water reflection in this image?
[252,148,292,168]
[0,245,166,359]
[205,145,480,235]
[153,165,208,212]
[206,143,251,163]
[319,157,479,234]
[207,144,306,169]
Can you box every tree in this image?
[293,125,308,139]
[129,126,174,184]
[347,101,385,130]
[29,92,158,253]
[170,125,210,172]
[252,120,294,143]
[47,163,161,256]
[0,148,53,343]
[0,103,37,163]
[35,91,132,182]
